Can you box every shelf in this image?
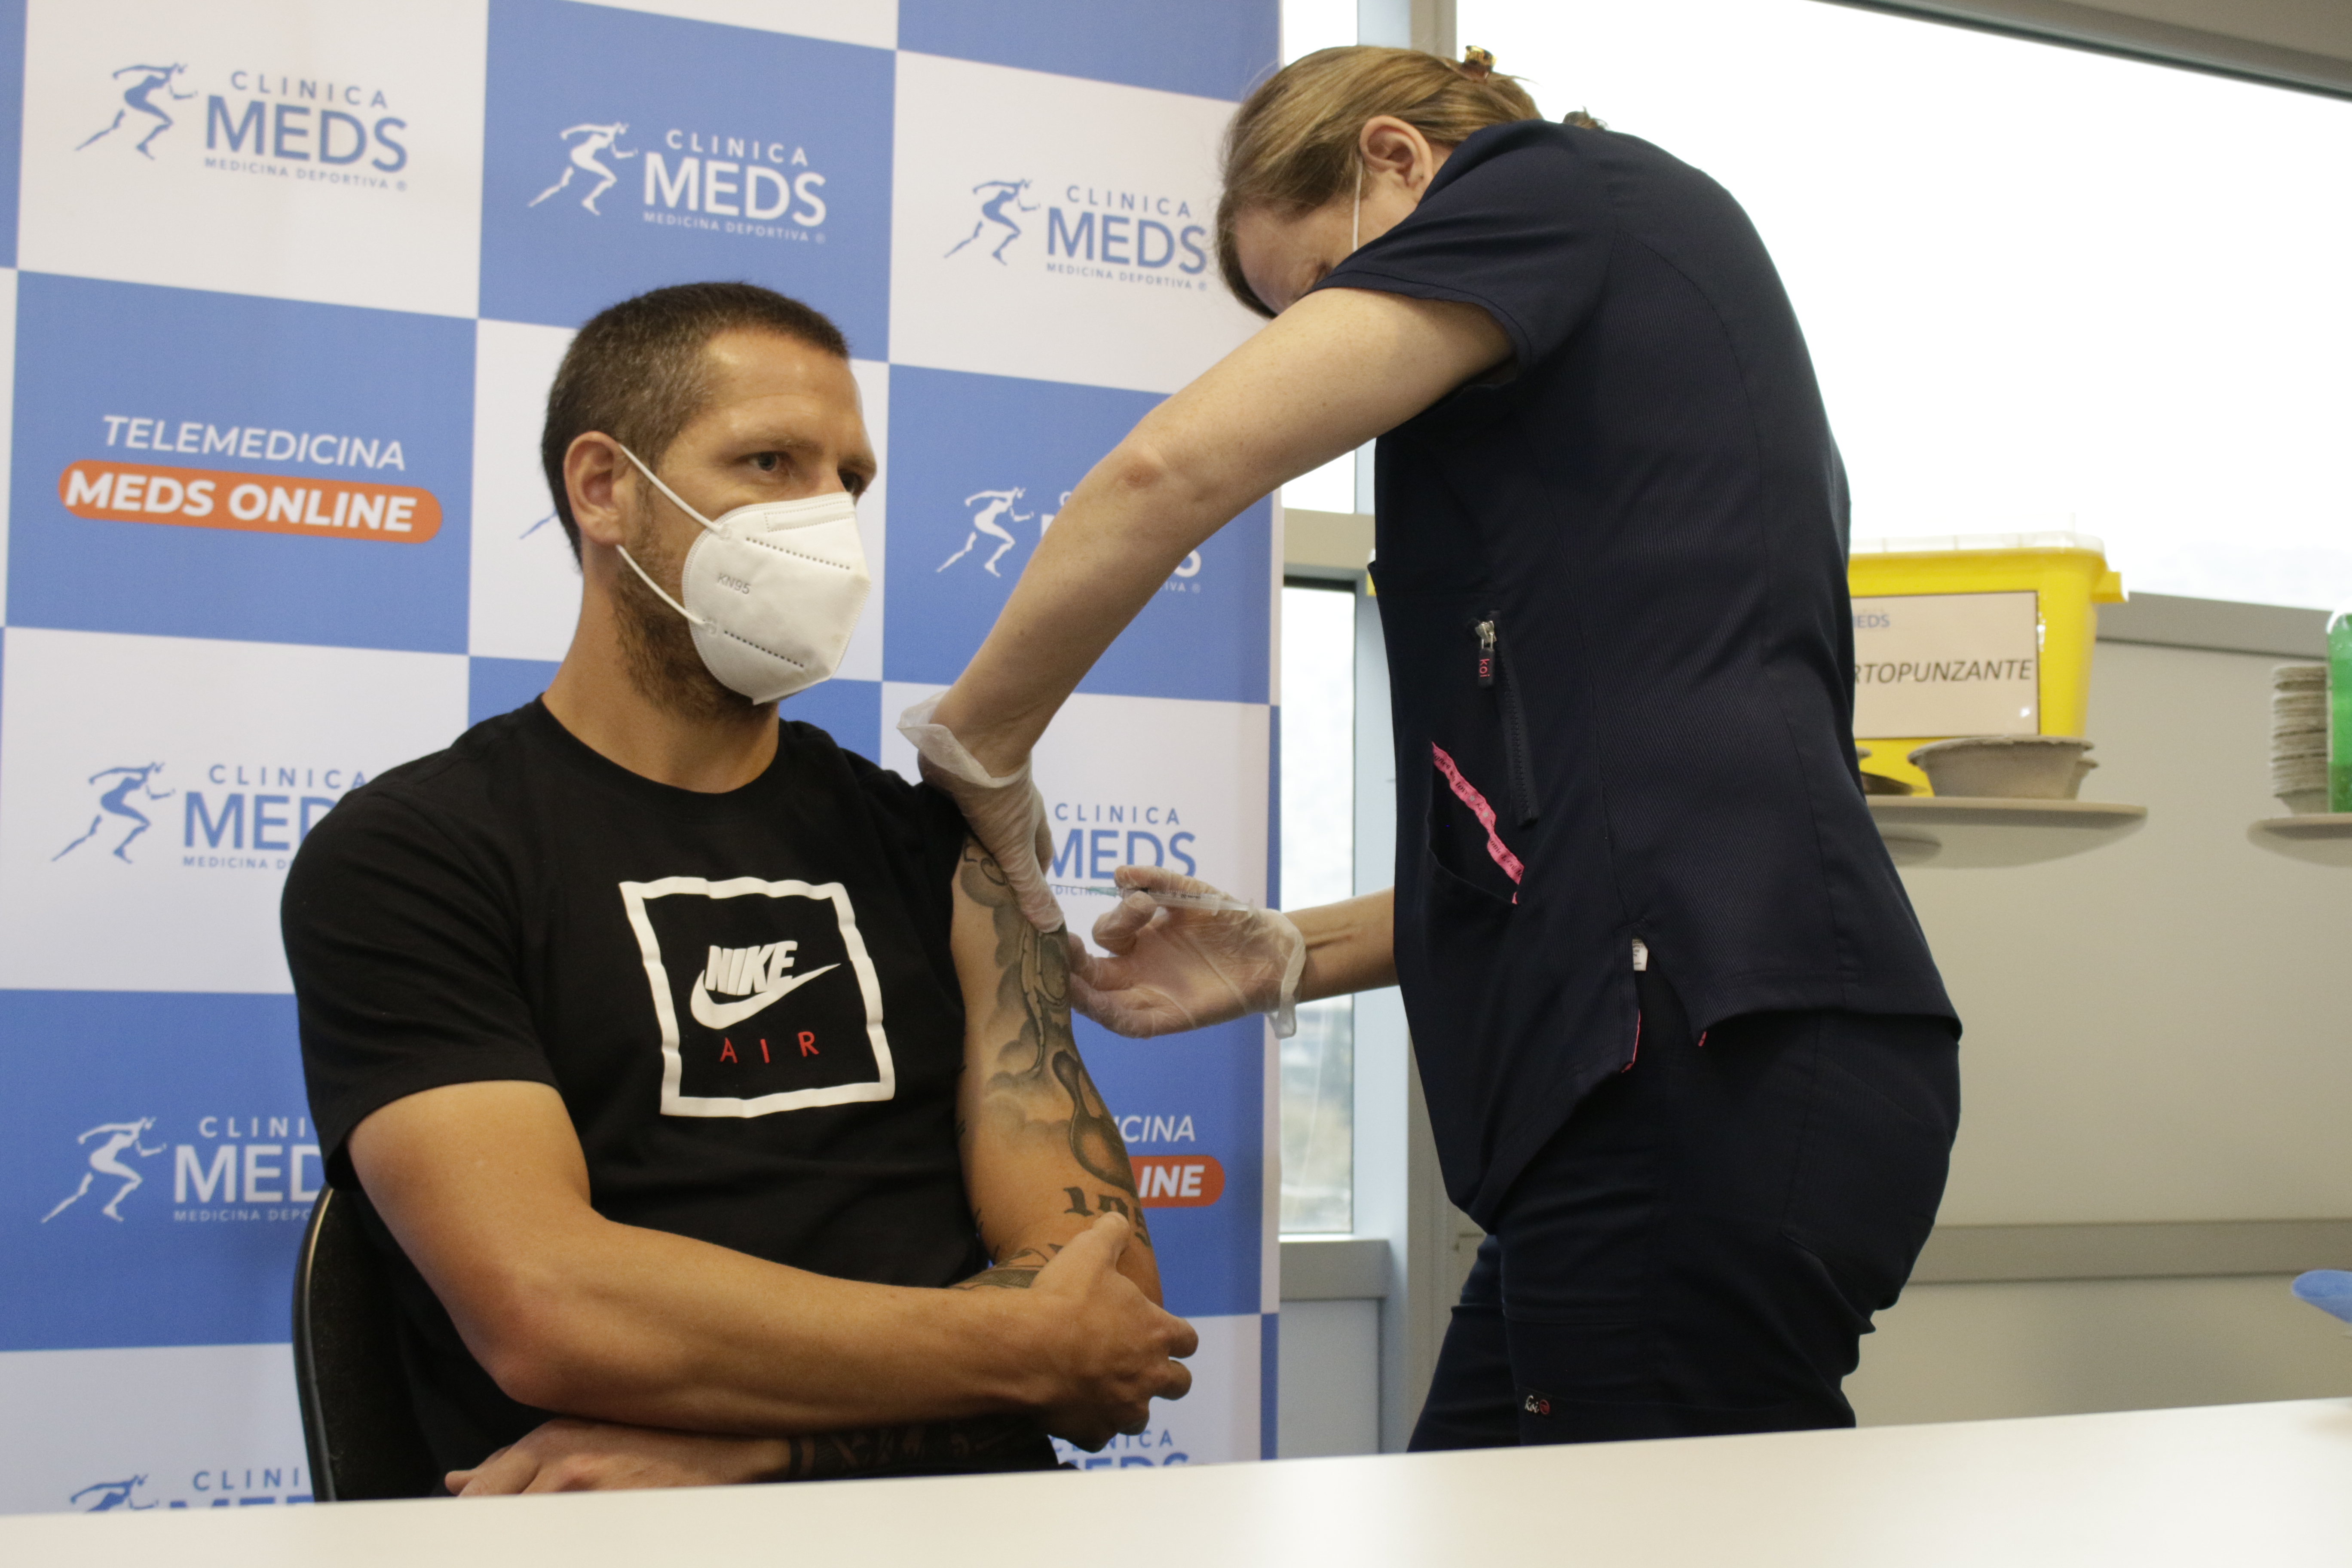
[1868,796,2149,868]
[2248,814,2352,868]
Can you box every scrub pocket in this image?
[1413,748,1522,1046]
[1427,744,1524,905]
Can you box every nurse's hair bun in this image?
[1459,46,1605,127]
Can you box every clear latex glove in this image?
[896,693,1065,933]
[1068,864,1306,1039]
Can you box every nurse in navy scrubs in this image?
[907,46,1961,1447]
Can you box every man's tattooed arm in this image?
[765,1412,1047,1481]
[952,839,1161,1293]
[950,1268,1039,1290]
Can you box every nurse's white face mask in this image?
[612,445,871,705]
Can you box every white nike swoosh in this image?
[688,965,842,1030]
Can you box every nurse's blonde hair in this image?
[1217,46,1590,318]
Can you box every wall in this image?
[1851,1276,2352,1424]
[1852,612,2352,1423]
[1903,634,2349,1228]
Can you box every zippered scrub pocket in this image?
[1473,610,1539,831]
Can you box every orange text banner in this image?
[1130,1154,1225,1208]
[58,460,442,544]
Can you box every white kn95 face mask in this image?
[613,444,871,704]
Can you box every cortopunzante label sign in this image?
[1852,591,2040,738]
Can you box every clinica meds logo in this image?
[527,119,830,246]
[936,483,1200,590]
[70,1477,159,1512]
[1055,1423,1193,1469]
[75,61,412,194]
[73,63,196,160]
[943,174,1213,294]
[50,759,368,874]
[937,487,1057,579]
[38,1119,164,1223]
[944,180,1038,264]
[37,1112,321,1228]
[68,1464,313,1511]
[1047,798,1201,893]
[52,765,174,864]
[477,2,890,339]
[529,121,634,214]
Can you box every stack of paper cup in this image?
[2271,663,2329,814]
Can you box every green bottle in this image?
[2333,602,2352,814]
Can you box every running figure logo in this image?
[54,764,174,864]
[530,122,638,215]
[69,1479,156,1513]
[938,489,1032,576]
[76,64,197,159]
[944,179,1038,264]
[42,1120,165,1223]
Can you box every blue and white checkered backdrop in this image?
[0,0,1283,1513]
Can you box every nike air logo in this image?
[688,964,841,1029]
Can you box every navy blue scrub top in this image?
[1314,119,1955,1225]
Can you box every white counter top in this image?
[8,1398,2347,1566]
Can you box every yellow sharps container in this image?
[1847,533,2124,795]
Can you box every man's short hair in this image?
[539,282,851,557]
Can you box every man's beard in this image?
[611,494,756,722]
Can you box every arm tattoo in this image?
[992,1245,1059,1268]
[951,1268,1040,1290]
[773,1413,1045,1482]
[960,842,1152,1247]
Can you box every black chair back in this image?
[292,1185,443,1501]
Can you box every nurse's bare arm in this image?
[929,287,1510,776]
[1293,888,1399,1001]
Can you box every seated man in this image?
[283,282,1193,1494]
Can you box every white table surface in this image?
[8,1399,2350,1566]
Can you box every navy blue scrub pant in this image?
[1410,968,1960,1448]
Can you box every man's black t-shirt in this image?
[1313,120,1954,1225]
[283,701,1001,1472]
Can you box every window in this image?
[1279,580,1357,1232]
[1281,0,1354,63]
[1279,0,1369,516]
[1283,452,1362,516]
[1455,0,2352,609]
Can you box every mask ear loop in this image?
[615,540,707,627]
[616,444,722,535]
[1351,156,1362,253]
[612,443,717,628]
